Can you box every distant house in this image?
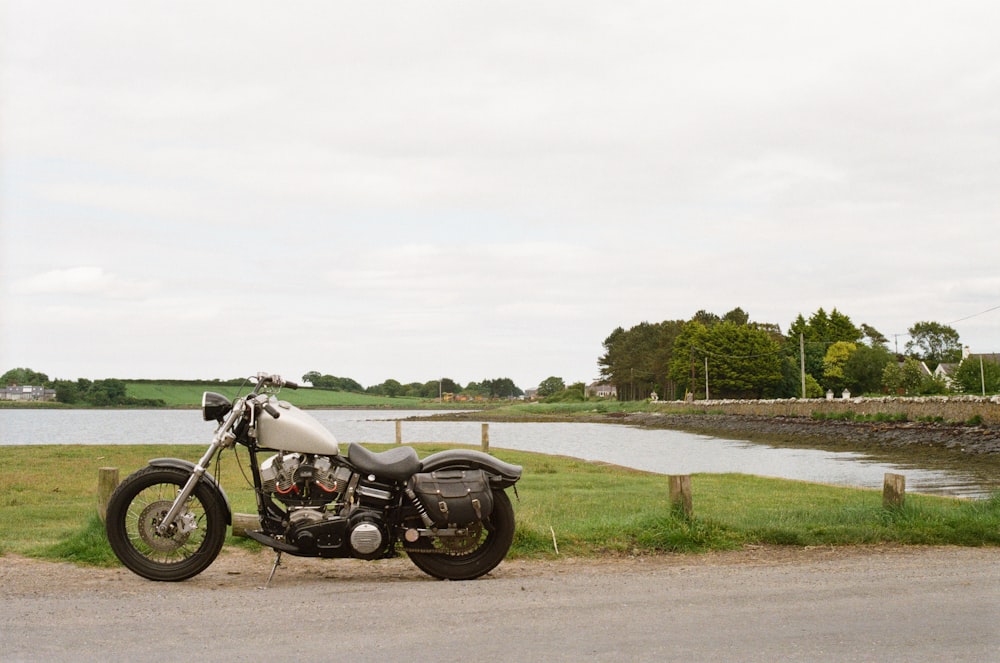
[935,347,1000,390]
[933,362,958,388]
[586,381,617,398]
[1,385,57,402]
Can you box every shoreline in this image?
[432,410,1000,455]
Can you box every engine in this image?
[260,453,351,508]
[260,452,392,559]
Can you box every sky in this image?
[1,1,998,391]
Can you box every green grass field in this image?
[2,443,997,567]
[124,382,435,408]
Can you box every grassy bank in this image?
[123,382,442,408]
[2,443,998,568]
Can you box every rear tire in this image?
[405,489,515,580]
[105,466,227,581]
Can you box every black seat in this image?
[347,443,421,481]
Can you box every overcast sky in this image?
[2,1,998,390]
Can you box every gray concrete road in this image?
[2,546,997,662]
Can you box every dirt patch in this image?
[2,544,986,594]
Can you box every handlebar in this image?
[262,400,282,419]
[253,372,298,390]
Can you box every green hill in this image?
[125,381,429,408]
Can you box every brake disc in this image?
[137,500,193,553]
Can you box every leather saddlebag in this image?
[410,469,494,526]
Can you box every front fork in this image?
[156,407,242,536]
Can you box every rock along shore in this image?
[618,411,1000,455]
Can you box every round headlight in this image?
[202,391,233,422]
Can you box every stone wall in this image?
[651,395,1000,425]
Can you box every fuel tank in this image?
[256,400,340,455]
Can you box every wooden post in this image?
[395,420,402,445]
[668,475,692,518]
[232,513,261,537]
[97,467,119,523]
[481,423,490,453]
[883,473,906,508]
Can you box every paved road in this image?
[2,546,997,662]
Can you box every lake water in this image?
[0,409,993,498]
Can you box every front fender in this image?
[148,457,233,525]
[420,449,522,488]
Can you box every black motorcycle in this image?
[105,373,521,582]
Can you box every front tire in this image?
[105,466,227,581]
[404,489,516,580]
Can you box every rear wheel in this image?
[404,489,515,580]
[105,466,227,581]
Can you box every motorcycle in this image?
[105,372,522,583]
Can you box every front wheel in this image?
[404,489,516,580]
[105,466,228,581]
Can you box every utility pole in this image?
[800,333,806,398]
[704,357,709,400]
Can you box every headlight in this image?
[202,391,233,422]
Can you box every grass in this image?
[123,382,435,408]
[1,444,998,566]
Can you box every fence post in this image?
[883,473,906,508]
[232,513,261,537]
[395,420,402,445]
[481,423,490,453]
[97,467,119,522]
[668,475,692,517]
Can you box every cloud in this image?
[11,267,157,299]
[1,1,997,384]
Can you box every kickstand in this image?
[261,550,283,589]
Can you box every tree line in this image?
[0,368,166,406]
[302,371,524,399]
[6,306,995,406]
[597,307,998,400]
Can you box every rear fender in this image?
[148,458,233,525]
[419,449,522,489]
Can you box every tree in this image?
[669,320,709,398]
[479,378,522,399]
[843,344,893,395]
[600,320,686,400]
[86,379,129,406]
[953,355,1000,395]
[722,307,750,326]
[537,376,566,398]
[53,380,80,404]
[699,322,783,398]
[828,309,862,344]
[380,379,402,397]
[786,308,866,394]
[822,342,857,393]
[1,367,49,385]
[691,310,721,327]
[882,358,925,396]
[860,323,888,348]
[905,321,962,370]
[545,382,587,402]
[303,372,364,392]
